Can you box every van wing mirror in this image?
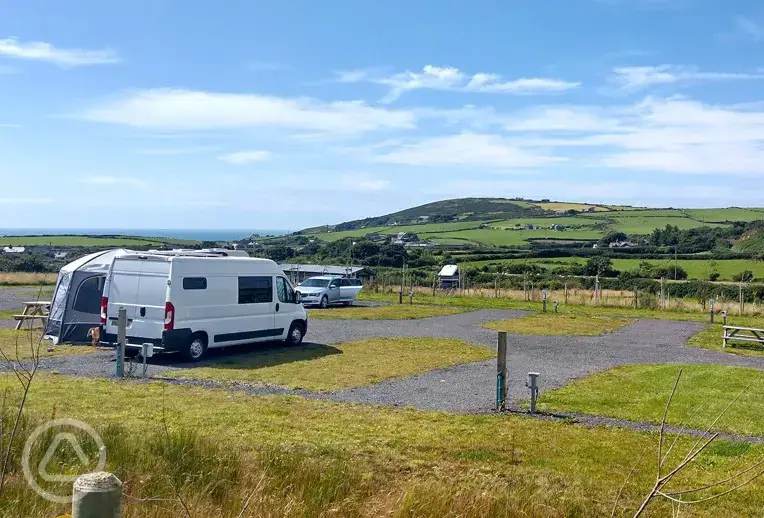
[295,291,303,304]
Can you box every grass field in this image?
[308,305,467,320]
[483,314,634,335]
[538,363,764,436]
[0,235,199,247]
[5,374,764,516]
[0,272,56,286]
[305,206,763,247]
[461,256,764,281]
[165,338,493,390]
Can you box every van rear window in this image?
[239,276,273,304]
[183,277,207,290]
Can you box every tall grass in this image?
[0,273,55,287]
[0,407,621,518]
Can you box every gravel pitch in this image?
[5,310,764,415]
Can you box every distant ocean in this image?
[0,228,291,241]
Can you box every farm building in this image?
[438,264,460,289]
[280,264,371,284]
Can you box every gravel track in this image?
[6,310,764,415]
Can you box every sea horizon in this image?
[0,228,292,241]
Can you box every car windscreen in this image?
[300,278,330,288]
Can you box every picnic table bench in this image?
[723,325,764,349]
[13,301,51,330]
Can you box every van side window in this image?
[276,277,296,304]
[183,277,207,290]
[239,276,273,304]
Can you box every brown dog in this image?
[87,326,101,346]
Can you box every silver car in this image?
[296,276,363,308]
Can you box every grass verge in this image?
[538,363,764,436]
[482,314,634,336]
[3,375,764,516]
[163,338,493,390]
[308,304,468,320]
[688,317,764,357]
[0,328,101,360]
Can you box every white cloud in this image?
[0,197,54,204]
[338,173,392,192]
[499,97,764,175]
[729,16,764,42]
[611,65,764,90]
[137,147,218,156]
[218,150,273,165]
[0,123,20,128]
[375,133,566,169]
[0,37,119,67]
[336,65,580,102]
[82,176,150,188]
[79,89,415,136]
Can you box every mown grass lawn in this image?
[4,374,764,517]
[482,314,634,336]
[165,337,493,391]
[538,363,764,436]
[308,304,468,320]
[688,316,764,357]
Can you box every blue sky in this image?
[2,0,764,230]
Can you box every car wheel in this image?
[286,322,304,346]
[320,296,329,309]
[183,333,207,362]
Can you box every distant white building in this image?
[2,246,24,253]
[438,264,460,288]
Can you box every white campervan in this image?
[101,254,307,361]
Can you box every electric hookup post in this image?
[710,299,715,324]
[542,289,548,313]
[722,310,728,326]
[496,332,508,411]
[553,300,559,314]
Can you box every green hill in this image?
[298,198,764,248]
[733,228,764,254]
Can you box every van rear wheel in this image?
[285,322,304,346]
[183,333,207,362]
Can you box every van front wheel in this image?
[286,322,304,346]
[183,334,207,362]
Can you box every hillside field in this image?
[0,235,199,247]
[462,256,764,281]
[304,203,764,247]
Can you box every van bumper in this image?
[102,328,192,353]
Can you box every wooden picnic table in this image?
[13,301,51,330]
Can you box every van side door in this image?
[275,276,298,338]
[226,276,278,344]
